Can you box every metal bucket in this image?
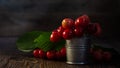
[66,36,91,64]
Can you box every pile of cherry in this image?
[33,47,66,60]
[33,15,112,61]
[50,14,101,42]
[90,48,112,62]
[33,47,112,61]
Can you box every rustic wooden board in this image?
[0,53,120,68]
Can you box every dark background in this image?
[0,0,120,40]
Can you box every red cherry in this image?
[50,30,61,42]
[46,50,56,59]
[56,51,62,59]
[75,15,90,28]
[93,50,103,61]
[97,49,103,53]
[52,29,58,34]
[57,26,64,37]
[87,23,96,34]
[75,17,83,27]
[62,29,74,39]
[60,47,66,57]
[81,15,90,25]
[33,49,40,58]
[90,48,93,54]
[38,49,46,58]
[74,27,83,37]
[62,18,74,29]
[93,23,102,36]
[103,51,112,61]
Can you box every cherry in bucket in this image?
[62,18,74,29]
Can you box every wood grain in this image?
[0,54,119,68]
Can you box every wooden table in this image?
[0,54,120,68]
[0,37,120,68]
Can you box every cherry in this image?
[33,49,40,58]
[93,50,103,61]
[90,48,93,54]
[56,51,62,60]
[46,50,56,59]
[57,26,64,37]
[62,29,74,39]
[38,49,46,58]
[50,30,61,42]
[62,18,74,29]
[74,27,83,37]
[75,15,90,28]
[87,23,96,34]
[93,23,102,36]
[103,51,112,61]
[60,47,66,58]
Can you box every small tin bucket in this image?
[66,36,91,64]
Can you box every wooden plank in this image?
[0,55,10,68]
[0,54,119,68]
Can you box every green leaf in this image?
[16,31,42,52]
[17,31,66,53]
[53,40,65,51]
[34,32,53,51]
[92,43,118,53]
[34,32,65,52]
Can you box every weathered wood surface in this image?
[0,54,120,68]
